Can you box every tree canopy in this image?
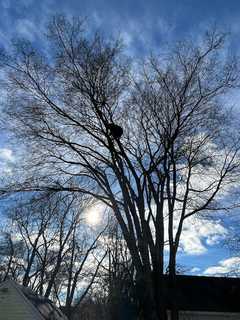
[1,16,240,319]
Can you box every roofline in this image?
[164,274,240,280]
[178,311,240,316]
[0,280,45,320]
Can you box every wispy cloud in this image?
[16,19,39,41]
[190,267,201,273]
[0,148,13,161]
[0,147,14,175]
[204,256,240,276]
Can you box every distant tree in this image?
[105,222,137,320]
[0,192,106,312]
[88,219,137,320]
[223,232,240,276]
[0,231,25,281]
[1,16,240,319]
[70,296,106,320]
[63,225,107,318]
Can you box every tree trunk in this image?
[136,271,167,320]
[168,251,178,320]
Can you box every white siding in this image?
[0,282,41,320]
[179,311,240,320]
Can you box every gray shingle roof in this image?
[19,285,68,320]
[1,280,68,320]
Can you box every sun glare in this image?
[85,204,103,226]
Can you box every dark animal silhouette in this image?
[106,123,123,140]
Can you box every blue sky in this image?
[1,0,240,56]
[1,0,240,275]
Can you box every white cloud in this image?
[179,217,228,255]
[180,230,207,255]
[204,257,240,276]
[190,267,201,273]
[0,148,14,161]
[121,31,133,46]
[0,147,14,176]
[163,214,227,255]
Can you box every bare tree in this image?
[1,16,240,319]
[0,192,106,313]
[70,220,136,320]
[103,221,137,320]
[0,231,23,281]
[62,225,107,318]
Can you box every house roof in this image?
[163,275,240,313]
[0,280,68,320]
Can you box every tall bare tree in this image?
[1,16,240,319]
